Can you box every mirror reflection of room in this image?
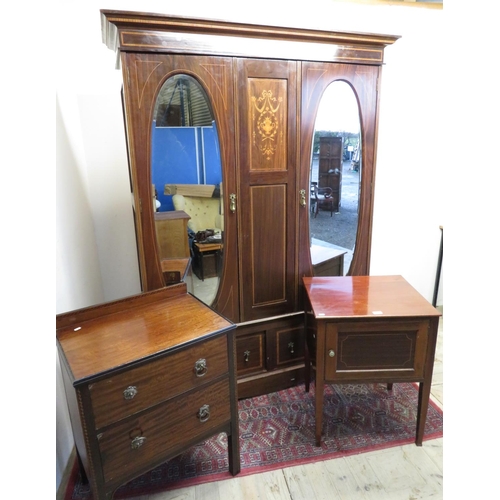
[309,80,361,276]
[151,75,223,306]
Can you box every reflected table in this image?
[193,242,223,281]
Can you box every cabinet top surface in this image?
[57,292,234,383]
[303,275,440,319]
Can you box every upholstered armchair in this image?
[172,194,223,233]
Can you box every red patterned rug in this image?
[65,382,443,499]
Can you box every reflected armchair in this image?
[311,184,334,218]
[172,194,223,233]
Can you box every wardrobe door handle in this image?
[229,193,237,213]
[299,189,306,207]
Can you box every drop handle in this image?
[229,193,236,213]
[130,436,146,450]
[123,386,138,400]
[197,404,211,423]
[244,350,250,362]
[288,342,295,354]
[194,358,208,377]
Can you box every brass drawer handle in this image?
[244,350,250,362]
[123,386,138,400]
[197,404,210,423]
[194,358,208,377]
[130,436,146,450]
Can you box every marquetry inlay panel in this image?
[199,63,231,111]
[131,60,164,109]
[248,79,287,171]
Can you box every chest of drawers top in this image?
[56,284,235,384]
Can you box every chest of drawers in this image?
[57,284,240,499]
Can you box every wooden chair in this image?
[312,185,334,217]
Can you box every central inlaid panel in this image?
[248,79,287,170]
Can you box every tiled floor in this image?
[134,310,444,500]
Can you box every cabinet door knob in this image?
[130,436,146,450]
[197,404,211,423]
[123,386,138,400]
[328,349,335,357]
[194,358,208,377]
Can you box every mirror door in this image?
[121,53,240,321]
[309,81,361,275]
[152,74,223,306]
[299,62,381,278]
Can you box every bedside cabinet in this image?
[57,284,240,500]
[303,276,441,447]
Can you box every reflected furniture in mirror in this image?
[57,284,240,500]
[154,210,191,286]
[309,84,361,274]
[101,10,399,399]
[318,136,342,212]
[311,184,334,218]
[310,245,346,277]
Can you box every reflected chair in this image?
[312,185,334,217]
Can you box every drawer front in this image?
[276,323,304,366]
[236,332,265,375]
[324,321,428,381]
[99,378,230,484]
[90,335,228,429]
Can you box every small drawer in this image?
[90,335,228,429]
[236,332,265,375]
[276,324,304,366]
[99,378,230,484]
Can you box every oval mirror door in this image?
[151,74,224,306]
[309,81,361,276]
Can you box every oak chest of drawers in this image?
[57,284,240,500]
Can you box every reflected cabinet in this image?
[101,10,399,398]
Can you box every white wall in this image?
[55,0,449,492]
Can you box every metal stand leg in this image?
[432,226,443,308]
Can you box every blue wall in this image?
[151,122,222,211]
